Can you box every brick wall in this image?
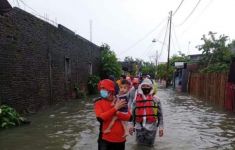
[0,8,101,112]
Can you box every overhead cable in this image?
[158,18,170,60]
[173,0,185,16]
[119,17,168,56]
[172,23,182,51]
[18,0,57,26]
[176,0,202,26]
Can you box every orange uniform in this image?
[94,98,132,143]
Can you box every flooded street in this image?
[1,89,235,150]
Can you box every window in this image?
[65,57,71,81]
[89,63,93,75]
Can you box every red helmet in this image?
[98,79,115,92]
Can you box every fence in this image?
[188,73,228,107]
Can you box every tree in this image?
[124,56,134,62]
[100,44,122,79]
[141,62,156,78]
[198,32,233,73]
[169,54,189,66]
[156,52,188,80]
[156,63,167,79]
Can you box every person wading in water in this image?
[94,79,132,150]
[129,78,164,147]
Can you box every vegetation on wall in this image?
[0,105,24,129]
[87,75,100,95]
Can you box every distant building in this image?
[120,61,139,76]
[188,54,203,63]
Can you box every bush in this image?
[74,84,86,99]
[87,75,100,95]
[0,105,24,129]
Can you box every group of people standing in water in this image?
[94,75,164,150]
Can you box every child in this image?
[103,79,131,137]
[94,79,131,150]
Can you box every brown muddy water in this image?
[1,89,235,150]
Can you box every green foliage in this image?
[156,63,167,79]
[156,63,174,80]
[0,105,23,129]
[100,44,122,79]
[169,53,189,66]
[74,84,86,99]
[123,56,140,76]
[200,63,229,73]
[156,52,188,80]
[141,62,156,78]
[198,32,233,73]
[87,75,100,95]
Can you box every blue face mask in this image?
[100,90,109,98]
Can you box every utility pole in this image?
[187,41,191,55]
[166,11,172,87]
[155,50,158,66]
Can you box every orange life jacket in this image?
[134,94,157,123]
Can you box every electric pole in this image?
[166,11,172,86]
[155,50,158,66]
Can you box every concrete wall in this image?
[0,8,101,112]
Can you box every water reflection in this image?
[1,89,235,150]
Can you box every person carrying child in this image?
[103,79,131,137]
[94,79,132,150]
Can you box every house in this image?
[0,1,101,112]
[188,54,203,62]
[173,62,188,92]
[173,54,202,92]
[0,0,12,15]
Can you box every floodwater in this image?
[1,89,235,150]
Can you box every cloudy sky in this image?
[8,0,235,62]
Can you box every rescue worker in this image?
[94,79,132,150]
[129,78,164,147]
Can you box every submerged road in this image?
[1,89,235,150]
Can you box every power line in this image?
[141,42,154,56]
[173,0,185,16]
[12,0,16,6]
[158,17,170,61]
[171,35,177,55]
[172,23,182,51]
[16,0,20,7]
[18,0,57,26]
[18,0,39,14]
[141,22,168,59]
[119,17,168,56]
[180,0,214,35]
[176,0,202,26]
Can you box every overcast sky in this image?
[8,0,235,62]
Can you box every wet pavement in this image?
[1,89,235,150]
